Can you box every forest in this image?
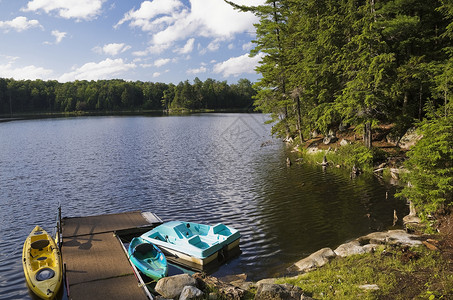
[227,0,452,221]
[0,77,256,114]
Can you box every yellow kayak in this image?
[22,226,63,299]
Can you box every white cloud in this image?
[154,58,171,67]
[23,0,105,20]
[213,52,264,77]
[242,42,254,51]
[175,38,194,54]
[51,30,67,44]
[94,43,131,56]
[116,0,184,30]
[152,72,161,78]
[132,50,149,57]
[58,58,136,82]
[0,16,42,32]
[0,59,53,80]
[117,0,264,51]
[187,66,207,75]
[207,40,220,52]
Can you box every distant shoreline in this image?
[0,109,258,122]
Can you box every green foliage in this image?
[335,143,375,170]
[398,115,453,218]
[229,0,453,144]
[0,78,256,115]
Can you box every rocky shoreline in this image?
[151,225,436,300]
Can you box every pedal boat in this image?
[140,221,240,266]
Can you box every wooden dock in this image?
[61,211,162,300]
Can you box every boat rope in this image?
[138,279,157,287]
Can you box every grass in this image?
[275,245,453,299]
[300,143,378,173]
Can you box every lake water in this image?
[0,114,407,299]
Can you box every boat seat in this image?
[188,235,201,246]
[212,224,229,235]
[31,239,49,250]
[134,243,156,256]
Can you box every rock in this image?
[155,274,196,299]
[255,283,303,300]
[294,247,336,272]
[362,244,378,253]
[359,284,379,291]
[387,230,422,246]
[361,230,422,247]
[256,278,277,286]
[339,139,349,146]
[398,128,422,149]
[334,240,366,257]
[193,273,244,300]
[179,286,203,300]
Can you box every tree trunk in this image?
[296,95,303,142]
[364,122,372,148]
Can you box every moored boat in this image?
[22,226,62,299]
[128,237,168,281]
[140,221,240,266]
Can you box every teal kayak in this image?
[128,237,168,281]
[140,221,241,266]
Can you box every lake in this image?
[0,113,407,299]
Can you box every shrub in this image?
[397,115,453,220]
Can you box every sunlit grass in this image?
[276,246,453,299]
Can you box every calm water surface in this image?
[0,114,407,299]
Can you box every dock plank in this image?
[68,275,148,300]
[62,211,152,237]
[61,211,157,300]
[63,233,132,285]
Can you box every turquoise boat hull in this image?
[140,221,241,266]
[128,237,168,281]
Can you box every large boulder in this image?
[155,274,197,299]
[398,128,422,149]
[294,247,336,272]
[255,283,304,300]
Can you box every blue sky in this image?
[0,0,264,84]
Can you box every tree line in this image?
[228,0,452,223]
[0,77,256,115]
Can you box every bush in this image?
[335,143,374,170]
[397,115,453,219]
